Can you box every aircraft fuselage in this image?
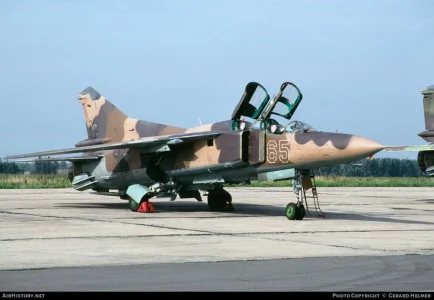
[68,127,385,194]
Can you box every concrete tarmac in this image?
[1,187,433,291]
[2,255,434,291]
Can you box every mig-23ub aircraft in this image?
[7,82,392,220]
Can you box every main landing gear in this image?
[128,194,155,213]
[125,183,162,213]
[206,189,234,211]
[124,182,235,214]
[285,169,325,220]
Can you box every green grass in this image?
[1,174,434,189]
[0,174,71,189]
[243,176,434,187]
[320,176,434,187]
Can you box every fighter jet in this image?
[6,81,392,220]
[384,83,434,176]
[416,84,434,176]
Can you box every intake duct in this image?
[417,151,434,176]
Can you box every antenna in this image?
[197,117,203,125]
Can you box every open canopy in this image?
[231,81,303,124]
[231,82,270,121]
[260,82,303,122]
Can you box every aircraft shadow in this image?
[57,201,287,217]
[56,200,434,225]
[416,199,434,204]
[324,211,434,225]
[58,202,132,210]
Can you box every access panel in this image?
[247,129,265,165]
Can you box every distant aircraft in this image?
[416,84,434,176]
[7,82,427,220]
[384,84,434,176]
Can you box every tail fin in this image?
[78,87,128,142]
[76,87,185,146]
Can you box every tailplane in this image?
[76,87,185,146]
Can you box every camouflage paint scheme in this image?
[416,84,434,175]
[65,85,385,190]
[7,82,389,210]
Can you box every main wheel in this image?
[128,195,150,212]
[128,198,140,212]
[295,205,306,220]
[207,189,233,211]
[285,202,297,220]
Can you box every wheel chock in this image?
[137,201,155,213]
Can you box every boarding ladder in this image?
[301,170,325,218]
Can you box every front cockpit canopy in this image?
[261,82,303,121]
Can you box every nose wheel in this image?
[285,202,306,220]
[285,174,306,220]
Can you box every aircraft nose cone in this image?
[346,135,385,158]
[289,132,385,168]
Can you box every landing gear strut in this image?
[285,169,307,220]
[207,189,234,211]
[286,169,325,220]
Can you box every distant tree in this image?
[315,158,426,177]
[33,158,43,174]
[0,158,21,174]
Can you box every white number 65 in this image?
[267,140,290,164]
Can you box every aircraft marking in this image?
[266,140,290,164]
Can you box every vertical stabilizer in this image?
[78,87,128,142]
[75,87,186,147]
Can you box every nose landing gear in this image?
[286,169,325,220]
[285,202,306,220]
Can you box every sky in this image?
[0,0,433,160]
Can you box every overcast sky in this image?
[0,0,433,159]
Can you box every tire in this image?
[128,198,140,212]
[207,189,233,211]
[295,205,306,220]
[285,202,297,220]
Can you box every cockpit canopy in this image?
[231,82,270,122]
[261,82,303,121]
[231,81,316,134]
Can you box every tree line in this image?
[0,157,426,177]
[0,159,69,174]
[315,158,424,177]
